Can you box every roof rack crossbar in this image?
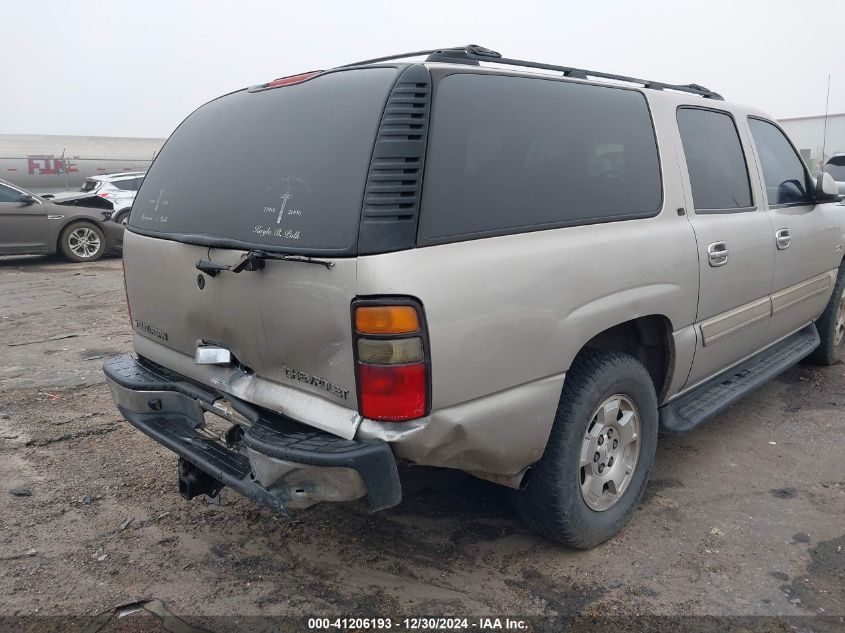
[487,55,724,100]
[337,48,447,68]
[337,45,724,100]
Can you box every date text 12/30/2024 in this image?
[308,618,528,630]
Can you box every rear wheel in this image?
[113,208,130,226]
[59,222,105,262]
[513,349,658,548]
[809,261,845,365]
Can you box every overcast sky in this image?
[2,0,843,139]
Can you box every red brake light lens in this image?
[267,70,322,88]
[358,363,426,422]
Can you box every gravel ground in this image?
[0,255,843,631]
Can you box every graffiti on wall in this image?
[27,155,79,176]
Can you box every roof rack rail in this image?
[338,44,724,100]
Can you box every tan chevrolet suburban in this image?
[104,45,844,548]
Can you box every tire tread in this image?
[514,349,657,548]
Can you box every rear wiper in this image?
[196,250,334,276]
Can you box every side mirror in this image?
[19,194,38,205]
[816,172,841,202]
[777,179,805,204]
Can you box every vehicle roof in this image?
[327,46,773,122]
[87,171,146,181]
[415,60,773,121]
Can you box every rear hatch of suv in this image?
[123,65,417,432]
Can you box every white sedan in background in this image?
[79,171,146,225]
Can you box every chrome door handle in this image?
[776,228,791,250]
[707,241,729,267]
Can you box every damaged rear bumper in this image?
[103,354,401,514]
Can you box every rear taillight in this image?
[354,300,429,422]
[98,192,111,198]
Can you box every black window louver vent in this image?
[358,64,431,255]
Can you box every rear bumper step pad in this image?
[243,419,401,509]
[104,354,401,512]
[659,324,819,433]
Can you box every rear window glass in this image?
[129,68,398,254]
[80,179,99,193]
[418,73,662,243]
[113,177,143,191]
[676,108,753,211]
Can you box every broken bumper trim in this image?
[116,408,292,514]
[104,354,402,512]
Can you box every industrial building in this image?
[779,112,845,173]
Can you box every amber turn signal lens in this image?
[355,306,419,334]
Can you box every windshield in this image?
[128,67,398,255]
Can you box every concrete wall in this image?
[0,134,164,193]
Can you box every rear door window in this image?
[130,67,398,255]
[676,107,753,212]
[114,177,143,191]
[748,118,812,206]
[418,73,662,243]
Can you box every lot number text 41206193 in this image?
[307,617,528,631]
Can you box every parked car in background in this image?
[79,171,146,225]
[823,153,845,196]
[0,178,124,261]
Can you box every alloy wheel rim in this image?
[68,227,101,258]
[835,291,845,348]
[579,394,641,512]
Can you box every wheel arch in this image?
[578,314,675,402]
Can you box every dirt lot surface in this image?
[1,256,843,630]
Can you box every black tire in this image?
[809,260,845,365]
[513,349,658,549]
[58,222,106,262]
[114,209,130,226]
